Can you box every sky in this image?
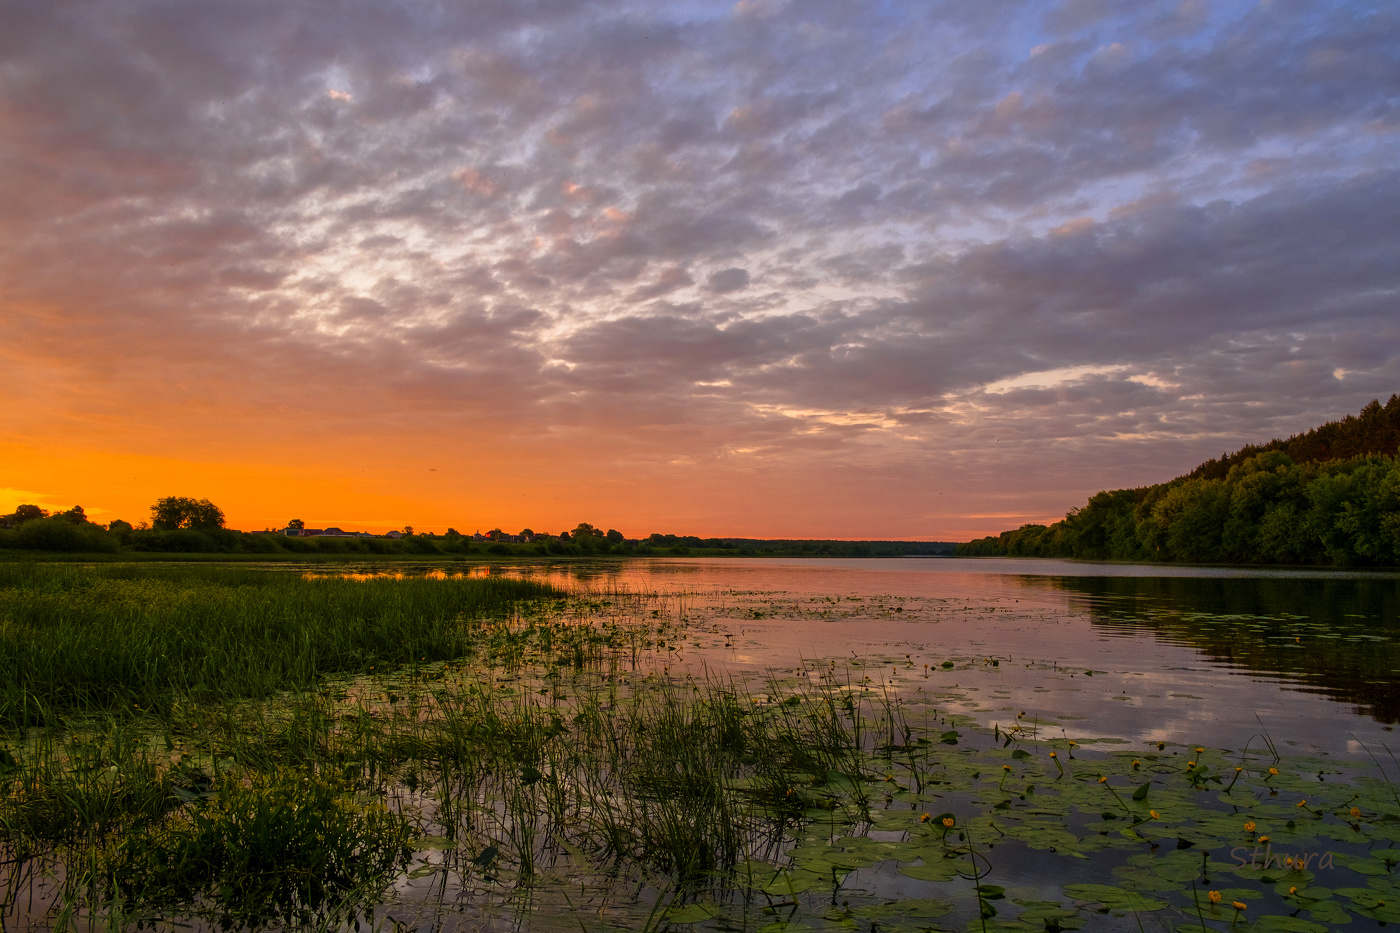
[1,0,1397,539]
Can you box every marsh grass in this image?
[0,563,557,725]
[3,566,1400,932]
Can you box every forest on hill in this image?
[959,396,1400,566]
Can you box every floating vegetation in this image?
[1,565,1398,931]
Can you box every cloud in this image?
[705,267,750,293]
[0,0,1396,535]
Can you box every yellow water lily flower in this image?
[1208,891,1222,904]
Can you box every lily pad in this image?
[897,858,962,882]
[666,903,719,924]
[1062,884,1167,911]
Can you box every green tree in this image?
[55,505,89,525]
[13,504,47,523]
[151,497,226,531]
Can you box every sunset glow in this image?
[2,0,1395,537]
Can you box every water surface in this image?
[497,557,1400,757]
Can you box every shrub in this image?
[102,769,413,929]
[4,517,119,553]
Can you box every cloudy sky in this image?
[1,0,1396,538]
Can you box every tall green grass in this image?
[0,563,558,725]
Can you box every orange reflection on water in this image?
[301,567,502,582]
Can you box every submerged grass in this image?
[3,565,1400,932]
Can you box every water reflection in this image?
[1039,574,1400,723]
[290,557,1399,752]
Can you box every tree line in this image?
[959,396,1400,566]
[0,499,957,558]
[0,506,637,556]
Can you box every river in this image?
[482,556,1400,759]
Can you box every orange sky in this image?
[0,430,1069,540]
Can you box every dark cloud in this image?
[705,267,750,293]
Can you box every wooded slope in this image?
[958,396,1400,566]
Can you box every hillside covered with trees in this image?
[959,396,1400,566]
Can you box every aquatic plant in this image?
[3,568,1400,931]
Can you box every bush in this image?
[409,535,440,554]
[103,769,413,929]
[236,533,283,553]
[2,517,119,553]
[129,529,219,552]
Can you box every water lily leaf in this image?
[1338,894,1400,923]
[1062,884,1167,911]
[1014,904,1080,922]
[413,835,456,851]
[1131,782,1150,801]
[1339,855,1391,875]
[825,849,884,869]
[898,858,961,882]
[1305,901,1352,924]
[1248,916,1329,933]
[761,869,827,896]
[667,903,719,923]
[850,898,954,920]
[785,843,836,860]
[1111,866,1184,894]
[1145,853,1203,884]
[885,841,933,861]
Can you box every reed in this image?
[0,563,558,725]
